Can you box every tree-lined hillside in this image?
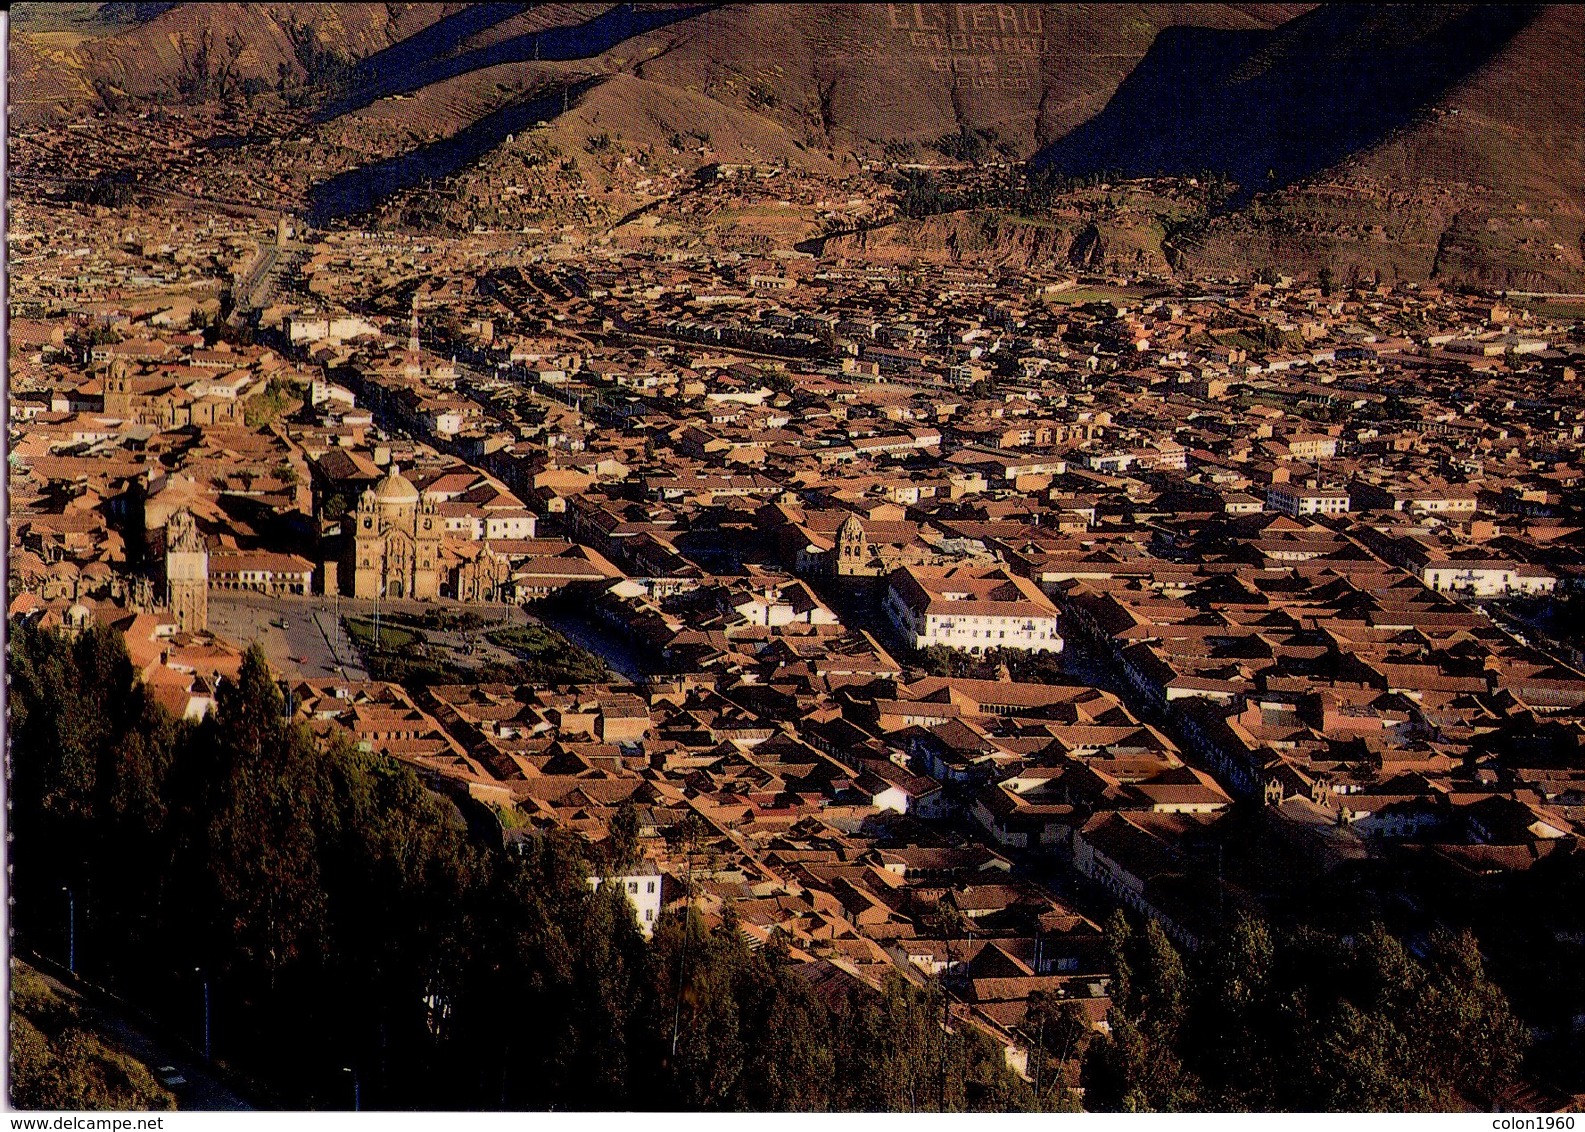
[4,624,1031,1110]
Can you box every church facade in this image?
[344,465,442,599]
[103,358,245,429]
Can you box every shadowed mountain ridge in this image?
[308,76,611,225]
[1033,4,1540,198]
[315,4,709,122]
[342,2,532,89]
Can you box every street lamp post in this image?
[343,1066,360,1111]
[62,887,75,976]
[195,968,211,1061]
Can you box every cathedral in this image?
[345,465,442,599]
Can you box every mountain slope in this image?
[10,3,1307,147]
[1176,4,1585,288]
[315,3,707,122]
[1354,3,1584,207]
[1031,5,1538,198]
[8,3,466,124]
[628,3,1309,158]
[10,3,1581,285]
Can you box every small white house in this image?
[589,862,664,937]
[482,510,538,540]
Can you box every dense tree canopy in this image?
[1079,911,1530,1112]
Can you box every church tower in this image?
[164,509,208,633]
[104,358,133,417]
[405,302,422,376]
[349,485,383,598]
[413,497,442,600]
[837,513,867,576]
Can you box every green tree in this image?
[1308,1001,1434,1111]
[741,932,836,1109]
[1082,1009,1200,1111]
[1102,909,1134,1015]
[1189,911,1278,1108]
[188,646,331,984]
[1414,930,1529,1104]
[1023,992,1091,1109]
[605,802,640,872]
[1134,919,1187,1042]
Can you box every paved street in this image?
[209,592,369,681]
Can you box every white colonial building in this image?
[1420,560,1557,598]
[1266,483,1351,518]
[884,565,1063,654]
[588,862,664,937]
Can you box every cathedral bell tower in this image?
[104,358,133,417]
[837,513,867,576]
[164,508,208,633]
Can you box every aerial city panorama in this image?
[6,1,1585,1115]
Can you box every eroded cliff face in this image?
[813,185,1585,292]
[818,211,1176,276]
[1179,181,1585,291]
